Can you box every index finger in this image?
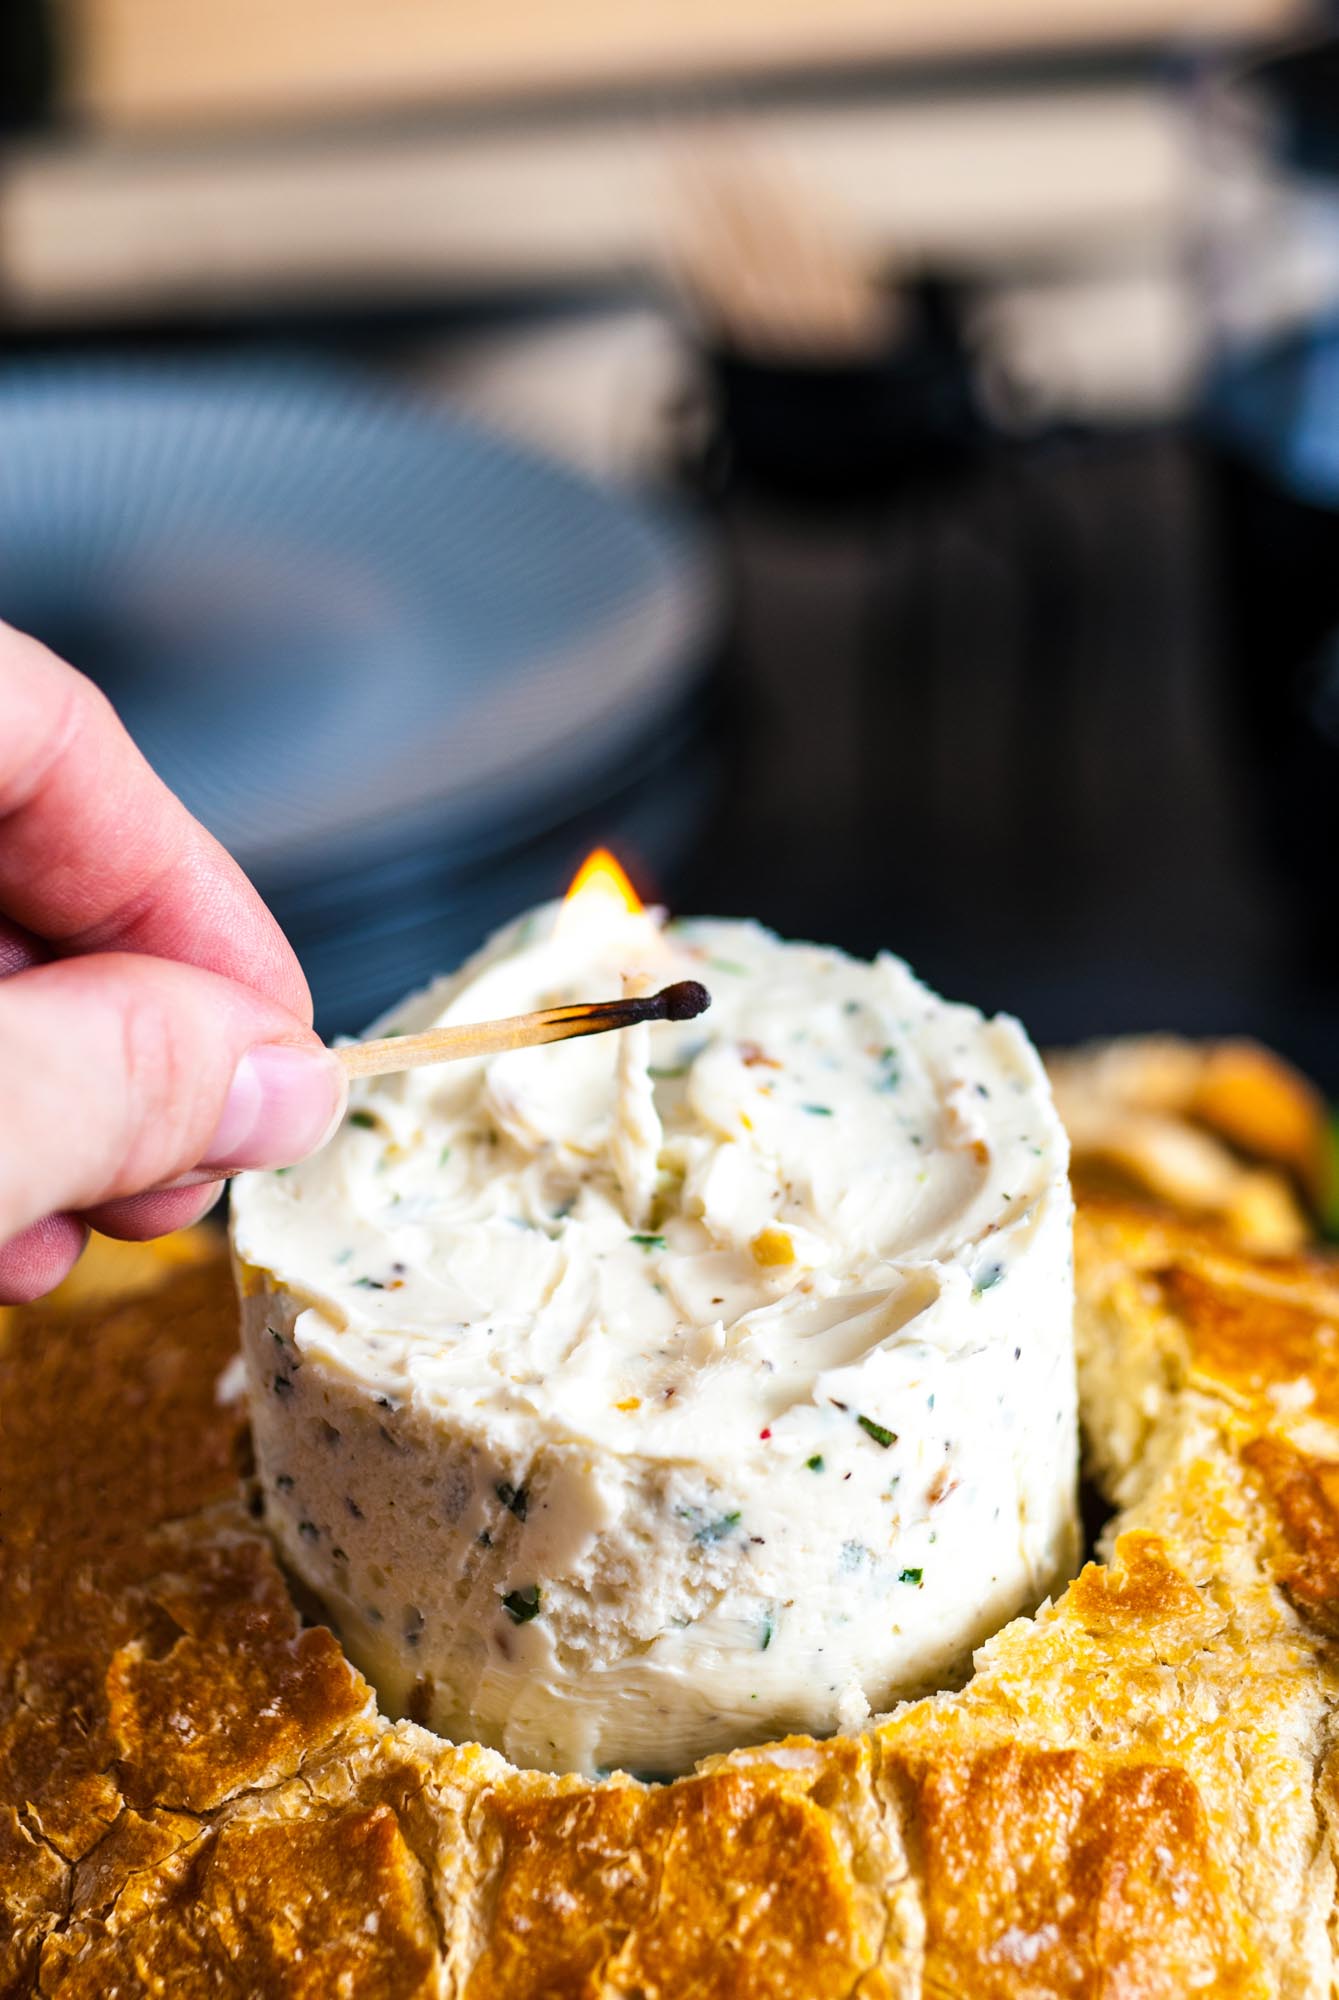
[0,621,312,1022]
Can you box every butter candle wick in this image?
[611,971,664,1229]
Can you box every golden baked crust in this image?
[6,1195,1339,1997]
[1047,1035,1331,1251]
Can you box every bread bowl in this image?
[5,1080,1339,1993]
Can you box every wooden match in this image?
[337,979,711,1080]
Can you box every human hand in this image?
[0,622,347,1303]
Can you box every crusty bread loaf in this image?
[4,1195,1339,1997]
[1047,1034,1331,1253]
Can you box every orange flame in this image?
[561,847,643,921]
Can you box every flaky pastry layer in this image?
[4,1200,1339,1997]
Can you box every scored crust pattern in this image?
[4,1195,1339,1997]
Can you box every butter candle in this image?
[232,874,1078,1778]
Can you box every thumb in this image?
[0,951,346,1244]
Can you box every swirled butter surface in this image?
[231,904,1078,1776]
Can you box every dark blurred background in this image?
[2,0,1337,1085]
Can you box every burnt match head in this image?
[561,980,714,1038]
[657,979,712,1023]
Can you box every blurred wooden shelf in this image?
[2,85,1196,324]
[63,0,1305,131]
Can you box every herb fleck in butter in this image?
[857,1415,897,1449]
[496,1481,529,1521]
[678,1506,742,1545]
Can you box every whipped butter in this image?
[231,903,1078,1776]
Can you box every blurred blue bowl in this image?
[0,358,719,1028]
